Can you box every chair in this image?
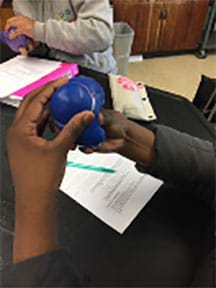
[193,75,216,124]
[203,87,216,123]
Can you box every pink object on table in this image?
[14,63,79,98]
[117,75,137,92]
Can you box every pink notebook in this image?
[14,62,79,98]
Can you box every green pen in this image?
[66,161,116,173]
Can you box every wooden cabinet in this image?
[0,0,14,30]
[113,0,209,54]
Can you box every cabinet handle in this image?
[160,5,168,20]
[164,7,168,19]
[159,9,165,20]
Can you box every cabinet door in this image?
[156,0,209,51]
[113,0,209,54]
[0,0,14,30]
[113,0,152,54]
[155,0,192,51]
[0,8,14,30]
[147,0,165,52]
[184,0,209,49]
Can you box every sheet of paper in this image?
[0,56,60,98]
[61,150,163,234]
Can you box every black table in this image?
[0,46,214,286]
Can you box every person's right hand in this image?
[7,77,95,263]
[7,78,94,210]
[82,109,156,167]
[6,15,35,39]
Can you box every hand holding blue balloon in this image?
[50,76,105,147]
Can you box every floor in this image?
[127,53,216,101]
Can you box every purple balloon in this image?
[0,27,28,52]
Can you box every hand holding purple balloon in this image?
[0,27,28,53]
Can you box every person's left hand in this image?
[18,39,40,56]
[7,78,95,211]
[5,16,35,39]
[82,109,155,166]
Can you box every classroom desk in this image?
[0,47,215,286]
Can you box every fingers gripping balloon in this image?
[50,76,105,147]
[0,27,28,52]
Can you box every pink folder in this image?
[14,62,79,98]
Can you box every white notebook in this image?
[0,56,60,98]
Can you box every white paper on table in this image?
[0,56,60,98]
[61,150,163,234]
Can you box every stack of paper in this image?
[61,150,163,234]
[0,56,79,107]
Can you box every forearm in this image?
[143,125,214,184]
[14,193,58,264]
[136,125,215,209]
[33,18,113,55]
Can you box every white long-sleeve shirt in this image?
[13,0,117,73]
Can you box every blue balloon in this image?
[50,76,105,147]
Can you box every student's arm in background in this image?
[5,0,38,55]
[7,0,113,55]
